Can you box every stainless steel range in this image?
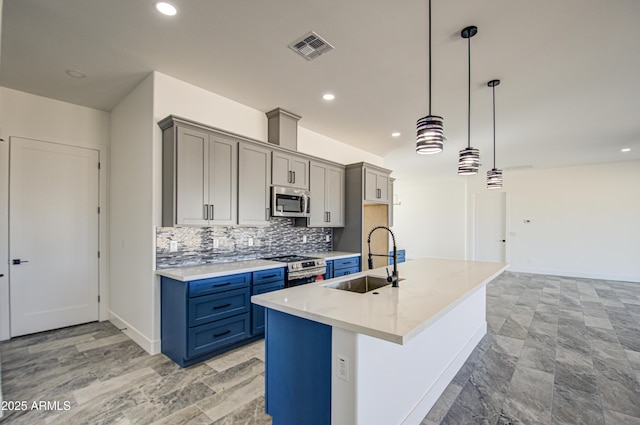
[264,255,327,288]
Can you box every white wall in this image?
[298,127,384,167]
[0,87,110,342]
[390,176,468,260]
[481,161,639,282]
[108,74,159,352]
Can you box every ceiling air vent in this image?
[289,32,334,61]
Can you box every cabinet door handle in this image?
[213,330,231,338]
[328,211,331,222]
[209,204,214,220]
[203,204,209,220]
[292,171,296,184]
[213,282,231,288]
[266,207,271,221]
[288,170,292,183]
[261,274,277,279]
[212,303,232,310]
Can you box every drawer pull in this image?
[213,303,232,310]
[213,282,232,287]
[261,274,277,279]
[213,330,231,338]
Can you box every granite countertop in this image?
[156,259,285,281]
[305,251,360,260]
[155,251,361,281]
[251,258,508,345]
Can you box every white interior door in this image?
[473,191,507,262]
[9,137,99,337]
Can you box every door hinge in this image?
[98,206,101,214]
[98,251,101,258]
[98,162,101,170]
[98,295,101,303]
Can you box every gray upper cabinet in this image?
[309,161,345,227]
[364,167,390,202]
[388,177,395,227]
[161,120,237,226]
[272,151,309,190]
[239,142,272,225]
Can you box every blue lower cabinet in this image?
[389,249,406,264]
[333,256,360,277]
[325,260,334,279]
[265,309,331,425]
[188,314,249,357]
[333,266,360,277]
[251,280,284,335]
[161,267,285,367]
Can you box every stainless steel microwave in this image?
[271,186,310,218]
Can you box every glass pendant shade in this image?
[416,115,444,154]
[487,168,503,189]
[457,147,480,175]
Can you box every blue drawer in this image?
[334,266,360,277]
[253,268,285,286]
[188,287,250,327]
[325,261,334,279]
[251,280,284,295]
[333,256,360,270]
[188,314,249,358]
[389,249,406,264]
[188,273,250,297]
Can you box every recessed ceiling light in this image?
[621,148,631,152]
[65,69,86,79]
[322,93,335,101]
[391,132,401,137]
[155,2,177,16]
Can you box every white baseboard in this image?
[108,312,161,355]
[402,322,487,425]
[507,266,640,283]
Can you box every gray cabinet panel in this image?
[176,127,208,225]
[161,120,238,227]
[208,136,238,225]
[364,167,389,202]
[239,142,271,225]
[272,151,309,189]
[308,160,344,227]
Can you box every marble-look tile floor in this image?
[1,272,639,425]
[422,272,640,425]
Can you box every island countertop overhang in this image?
[251,257,508,345]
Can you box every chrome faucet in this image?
[366,226,399,287]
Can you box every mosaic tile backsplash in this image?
[156,218,333,269]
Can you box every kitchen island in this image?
[251,257,508,425]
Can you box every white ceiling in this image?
[2,0,639,177]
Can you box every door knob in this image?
[12,259,29,265]
[500,240,506,242]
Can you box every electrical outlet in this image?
[169,241,178,252]
[213,239,219,249]
[302,235,308,243]
[326,235,331,242]
[248,237,254,247]
[337,355,349,381]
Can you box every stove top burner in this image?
[264,254,317,263]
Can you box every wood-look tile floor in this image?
[0,322,271,424]
[1,272,639,425]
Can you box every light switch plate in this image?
[169,241,178,252]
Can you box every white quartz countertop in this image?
[156,260,285,281]
[305,251,360,260]
[251,258,507,345]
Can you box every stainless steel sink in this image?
[324,275,404,293]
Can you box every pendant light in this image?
[416,0,444,154]
[458,26,480,175]
[487,79,503,189]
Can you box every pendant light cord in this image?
[492,85,496,168]
[467,35,471,149]
[428,0,432,114]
